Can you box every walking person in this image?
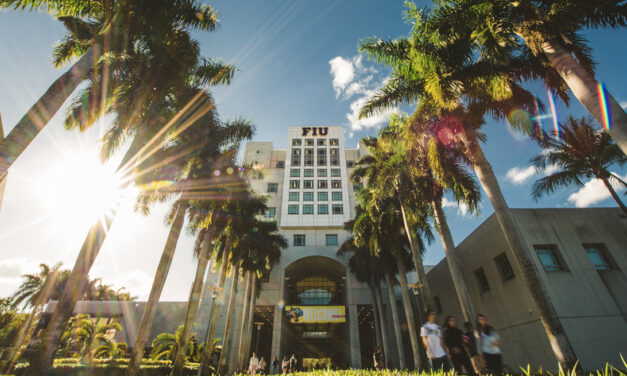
[289,354,297,373]
[443,316,476,376]
[281,356,289,375]
[373,347,385,370]
[420,310,451,372]
[272,357,280,374]
[464,321,484,375]
[477,314,503,375]
[249,353,260,375]
[259,356,267,374]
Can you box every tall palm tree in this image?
[431,0,627,154]
[532,116,627,214]
[0,0,220,177]
[125,117,253,376]
[358,6,579,368]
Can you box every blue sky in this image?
[0,1,625,301]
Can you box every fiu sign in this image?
[285,305,346,324]
[301,127,328,136]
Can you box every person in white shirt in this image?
[249,353,260,375]
[420,310,451,371]
[477,314,502,375]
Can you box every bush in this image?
[13,359,204,376]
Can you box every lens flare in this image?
[507,109,533,141]
[597,82,612,131]
[547,90,559,139]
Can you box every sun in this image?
[40,151,131,228]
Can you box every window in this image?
[290,180,300,189]
[331,168,341,177]
[317,149,327,166]
[331,180,341,189]
[293,234,305,246]
[290,169,300,177]
[317,169,327,177]
[305,139,314,146]
[288,192,299,201]
[304,169,314,177]
[495,253,515,281]
[288,205,299,215]
[474,267,490,292]
[303,192,314,201]
[303,204,314,214]
[332,192,342,201]
[304,180,313,189]
[326,234,338,246]
[346,161,355,168]
[330,148,339,166]
[267,183,278,193]
[433,295,442,314]
[276,161,285,168]
[330,138,339,146]
[584,244,614,270]
[264,207,276,218]
[318,192,328,201]
[318,180,328,189]
[332,204,343,214]
[291,149,301,166]
[304,148,314,166]
[292,139,302,146]
[317,139,326,146]
[318,204,329,214]
[534,245,564,272]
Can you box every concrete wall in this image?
[426,208,627,371]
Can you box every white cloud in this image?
[0,257,47,297]
[102,269,152,300]
[567,173,627,208]
[329,56,355,97]
[506,166,538,185]
[441,197,471,217]
[346,92,398,132]
[620,101,627,110]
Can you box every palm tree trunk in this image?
[243,275,257,361]
[538,37,627,155]
[198,246,230,376]
[464,137,578,370]
[0,114,6,212]
[217,264,240,375]
[171,228,214,376]
[372,279,391,369]
[395,252,423,370]
[601,177,627,215]
[430,198,476,325]
[399,203,433,310]
[0,45,101,179]
[384,267,406,369]
[24,213,114,376]
[125,201,187,376]
[368,284,383,350]
[236,272,253,370]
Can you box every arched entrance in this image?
[282,256,349,369]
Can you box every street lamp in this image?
[254,322,264,354]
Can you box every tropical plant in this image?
[91,338,128,361]
[57,314,124,364]
[429,0,627,154]
[358,4,579,368]
[532,116,627,214]
[0,0,220,178]
[150,325,198,363]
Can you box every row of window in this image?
[292,138,339,146]
[293,234,338,246]
[290,168,341,178]
[291,148,340,166]
[267,182,362,193]
[289,180,341,189]
[289,191,342,201]
[288,204,343,215]
[473,244,616,294]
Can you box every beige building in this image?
[426,208,627,371]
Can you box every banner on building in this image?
[285,306,346,323]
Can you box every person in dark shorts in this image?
[373,347,385,370]
[443,316,476,376]
[477,314,503,375]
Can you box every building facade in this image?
[426,208,627,371]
